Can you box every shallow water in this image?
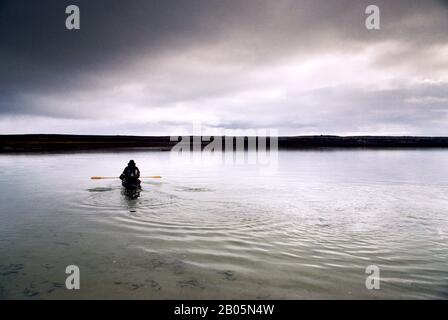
[1,150,448,299]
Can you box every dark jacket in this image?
[120,166,140,181]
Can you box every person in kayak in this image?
[120,160,141,187]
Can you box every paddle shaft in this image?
[91,176,161,180]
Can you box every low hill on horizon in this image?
[1,134,448,152]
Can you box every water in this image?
[1,150,448,299]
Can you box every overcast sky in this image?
[1,0,448,136]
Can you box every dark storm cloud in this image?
[0,0,209,93]
[0,0,448,134]
[1,0,445,93]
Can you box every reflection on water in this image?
[0,150,448,299]
[122,188,141,201]
[87,187,113,193]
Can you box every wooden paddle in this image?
[91,176,162,180]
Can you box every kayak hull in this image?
[121,180,141,190]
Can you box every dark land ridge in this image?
[1,134,448,152]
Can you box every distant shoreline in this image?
[1,134,448,152]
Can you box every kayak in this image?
[121,179,141,190]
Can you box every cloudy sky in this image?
[1,0,448,135]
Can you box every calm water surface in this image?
[1,150,448,299]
